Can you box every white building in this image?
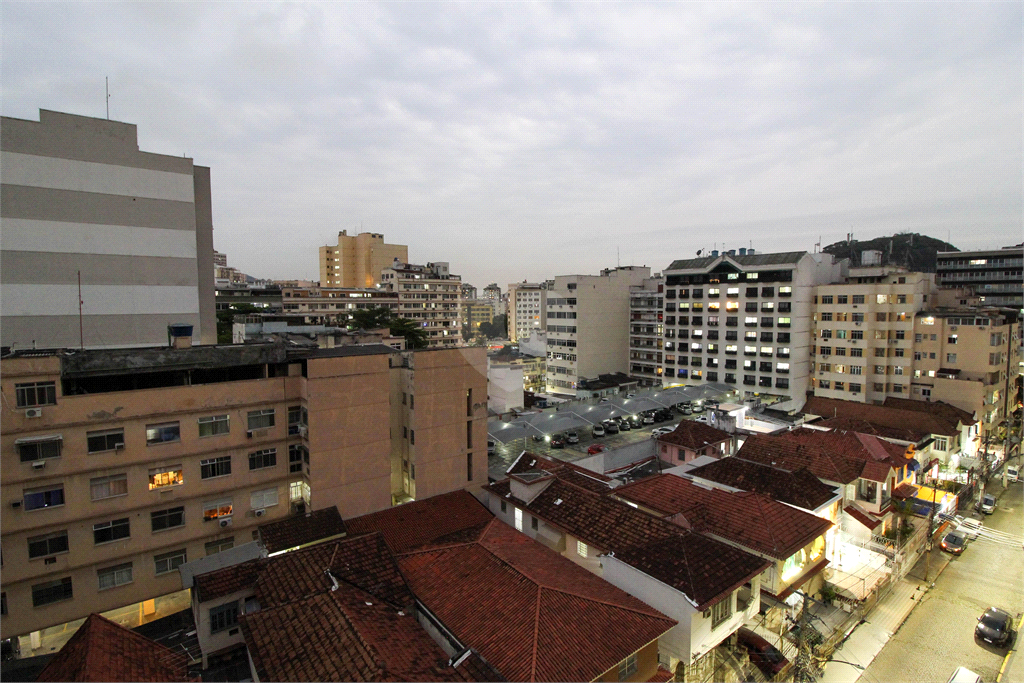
[507,282,547,343]
[629,275,665,387]
[380,261,463,347]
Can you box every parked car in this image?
[617,418,632,431]
[651,426,674,438]
[957,517,983,540]
[1006,465,1019,482]
[629,414,644,427]
[599,397,610,403]
[532,434,545,442]
[587,443,607,455]
[550,435,566,449]
[695,415,710,424]
[642,413,655,425]
[975,607,1014,647]
[946,666,983,683]
[566,431,579,444]
[940,529,968,555]
[604,420,620,434]
[692,402,705,413]
[980,494,996,514]
[593,424,606,437]
[736,628,789,678]
[681,405,693,415]
[625,393,637,399]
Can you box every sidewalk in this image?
[818,547,953,683]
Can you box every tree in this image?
[348,306,428,348]
[349,306,396,330]
[387,317,429,349]
[216,303,260,344]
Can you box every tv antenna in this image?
[105,77,111,120]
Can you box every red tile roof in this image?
[686,457,840,511]
[647,666,675,682]
[736,433,864,484]
[397,519,675,683]
[612,475,833,560]
[658,420,731,451]
[770,429,906,482]
[257,506,346,553]
[193,557,265,603]
[345,490,494,553]
[892,483,920,500]
[507,452,614,494]
[36,613,192,682]
[803,395,973,439]
[844,504,883,530]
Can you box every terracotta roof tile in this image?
[771,429,905,481]
[892,483,919,499]
[803,395,973,439]
[736,433,864,484]
[36,613,192,682]
[844,504,883,530]
[398,520,675,683]
[346,490,494,553]
[507,452,614,494]
[686,457,840,511]
[612,475,833,559]
[193,557,265,603]
[647,666,675,682]
[658,421,731,451]
[257,506,346,553]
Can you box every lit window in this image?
[203,500,233,521]
[148,465,183,490]
[146,422,180,445]
[577,540,588,558]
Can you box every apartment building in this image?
[936,245,1023,309]
[629,275,665,387]
[1,109,216,349]
[507,282,547,343]
[662,250,841,409]
[319,231,408,288]
[380,262,463,347]
[544,267,650,396]
[482,283,502,302]
[1,339,488,641]
[279,285,399,325]
[463,301,496,332]
[811,268,935,403]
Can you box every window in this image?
[515,507,523,531]
[250,487,279,509]
[16,382,57,408]
[577,540,588,558]
[198,415,229,438]
[93,518,130,544]
[820,312,833,322]
[851,365,863,375]
[711,597,733,628]
[205,537,234,556]
[247,409,275,431]
[467,453,473,482]
[24,485,64,511]
[410,430,415,445]
[618,653,638,681]
[467,420,473,449]
[200,456,232,479]
[209,601,240,634]
[151,506,185,532]
[820,295,833,304]
[87,429,124,453]
[289,444,307,473]
[154,549,187,575]
[32,577,72,607]
[148,465,183,490]
[819,380,831,389]
[249,449,277,470]
[90,474,128,500]
[946,353,957,363]
[28,530,69,559]
[17,437,62,462]
[146,422,180,445]
[203,500,233,521]
[933,437,948,451]
[850,383,861,393]
[778,317,791,327]
[98,562,133,590]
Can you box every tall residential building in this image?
[544,266,650,396]
[1,109,216,349]
[935,246,1023,309]
[318,231,408,288]
[460,283,478,300]
[482,283,502,302]
[629,275,665,387]
[811,268,935,404]
[1,340,487,643]
[380,262,463,347]
[662,250,842,409]
[507,282,547,343]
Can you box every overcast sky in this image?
[3,2,1020,291]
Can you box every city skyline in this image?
[2,2,1020,289]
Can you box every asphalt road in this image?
[859,476,1024,683]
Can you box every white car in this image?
[651,426,674,438]
[695,415,710,424]
[957,517,984,541]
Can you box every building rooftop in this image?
[507,453,613,495]
[657,420,732,451]
[345,490,495,554]
[685,457,840,512]
[257,506,347,554]
[736,433,865,485]
[802,395,973,440]
[666,251,808,272]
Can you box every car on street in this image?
[651,426,675,438]
[592,424,605,437]
[957,517,983,540]
[736,628,788,678]
[979,494,996,514]
[940,529,967,555]
[550,436,566,449]
[642,413,655,425]
[625,393,636,399]
[692,402,705,413]
[1006,465,1019,482]
[566,431,579,444]
[604,420,620,434]
[975,607,1014,648]
[629,415,643,427]
[695,415,710,424]
[587,443,607,455]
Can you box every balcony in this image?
[743,377,756,386]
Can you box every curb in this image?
[995,613,1024,683]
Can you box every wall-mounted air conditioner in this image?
[254,508,266,518]
[219,517,233,528]
[31,461,46,470]
[25,408,42,418]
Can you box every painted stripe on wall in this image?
[2,184,197,230]
[2,251,199,287]
[2,219,197,258]
[1,151,195,202]
[2,284,199,317]
[1,312,203,350]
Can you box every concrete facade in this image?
[629,275,665,387]
[380,262,463,348]
[507,282,547,343]
[318,231,408,288]
[1,109,216,349]
[935,246,1023,309]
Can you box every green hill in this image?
[822,233,959,272]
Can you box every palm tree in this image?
[388,317,429,349]
[349,306,396,330]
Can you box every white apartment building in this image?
[380,262,462,347]
[507,282,547,343]
[544,267,650,396]
[662,250,842,410]
[629,275,665,387]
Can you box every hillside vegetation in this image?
[822,233,959,272]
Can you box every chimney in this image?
[168,323,194,349]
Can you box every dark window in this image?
[725,359,737,369]
[209,601,240,634]
[16,382,56,408]
[761,287,775,297]
[706,372,719,382]
[760,317,774,327]
[32,577,72,607]
[777,333,790,343]
[146,422,180,445]
[707,330,719,340]
[247,409,275,431]
[94,518,130,544]
[746,287,758,297]
[24,486,64,510]
[200,456,232,479]
[198,415,230,438]
[760,332,773,342]
[467,453,473,482]
[87,429,124,453]
[151,507,185,532]
[154,549,188,575]
[745,302,758,312]
[776,378,790,389]
[249,449,277,470]
[289,444,306,473]
[725,331,738,341]
[28,531,69,559]
[18,438,62,462]
[467,421,473,449]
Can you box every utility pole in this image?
[924,481,937,582]
[794,591,812,682]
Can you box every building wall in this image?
[319,231,408,288]
[1,109,215,349]
[593,639,662,683]
[488,363,525,413]
[381,264,463,348]
[629,276,665,387]
[508,283,547,343]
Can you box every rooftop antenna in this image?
[105,77,110,120]
[78,270,85,349]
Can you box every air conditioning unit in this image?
[248,429,269,439]
[25,408,42,418]
[297,425,308,438]
[31,460,46,470]
[219,517,233,528]
[254,508,266,518]
[114,443,125,451]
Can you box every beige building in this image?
[545,266,650,396]
[1,339,487,643]
[812,268,935,403]
[319,231,408,288]
[507,282,547,343]
[380,262,463,347]
[463,301,496,333]
[629,275,664,387]
[279,285,399,325]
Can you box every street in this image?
[859,477,1023,683]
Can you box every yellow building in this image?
[464,301,496,332]
[319,231,408,288]
[1,340,487,644]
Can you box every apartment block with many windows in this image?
[507,282,547,343]
[279,285,399,325]
[380,262,463,347]
[319,231,408,288]
[663,251,841,409]
[1,341,488,642]
[936,245,1023,309]
[629,275,664,387]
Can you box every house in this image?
[655,421,732,464]
[36,612,193,682]
[610,474,834,602]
